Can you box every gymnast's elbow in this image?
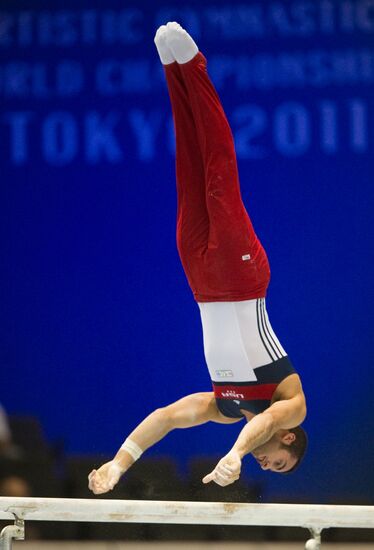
[151,407,175,433]
[260,411,277,435]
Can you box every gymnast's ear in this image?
[281,431,296,445]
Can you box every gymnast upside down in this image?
[88,22,307,494]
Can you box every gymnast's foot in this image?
[154,25,175,65]
[165,22,199,64]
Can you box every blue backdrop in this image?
[1,0,373,504]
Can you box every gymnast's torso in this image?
[198,298,299,419]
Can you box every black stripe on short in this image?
[260,298,285,360]
[256,298,276,361]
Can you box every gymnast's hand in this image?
[202,450,242,487]
[88,460,125,495]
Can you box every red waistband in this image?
[213,383,278,401]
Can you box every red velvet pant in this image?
[164,53,271,302]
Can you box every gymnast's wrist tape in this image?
[120,438,143,461]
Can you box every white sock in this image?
[154,25,175,65]
[165,22,199,64]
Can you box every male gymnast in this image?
[88,23,307,495]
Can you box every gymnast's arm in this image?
[88,392,241,494]
[231,393,307,458]
[203,393,306,486]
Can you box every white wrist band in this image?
[120,438,143,461]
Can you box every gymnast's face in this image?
[251,430,297,473]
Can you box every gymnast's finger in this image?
[202,471,215,484]
[217,464,232,476]
[213,476,227,487]
[88,471,97,490]
[215,471,231,484]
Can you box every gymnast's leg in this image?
[165,23,271,301]
[154,26,209,297]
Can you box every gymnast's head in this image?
[251,426,308,474]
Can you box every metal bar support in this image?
[0,518,25,550]
[305,527,322,550]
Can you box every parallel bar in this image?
[0,498,373,531]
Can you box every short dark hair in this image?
[279,426,308,475]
